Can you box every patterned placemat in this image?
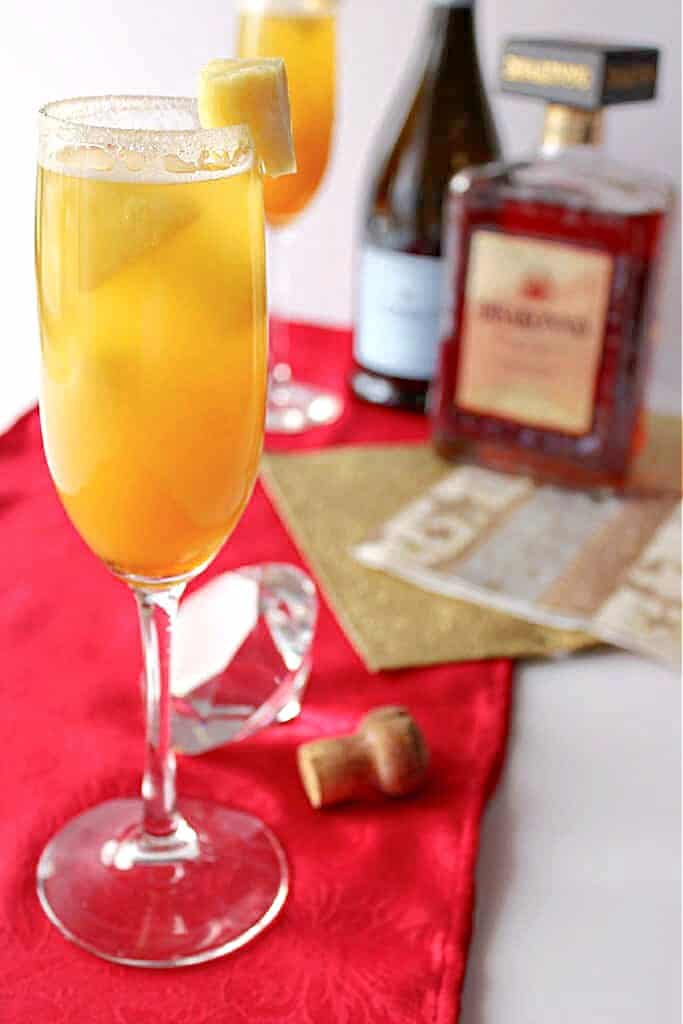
[261,415,680,672]
[356,468,680,666]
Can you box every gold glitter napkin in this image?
[261,415,680,672]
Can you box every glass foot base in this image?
[267,380,343,434]
[36,798,288,967]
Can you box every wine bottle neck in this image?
[431,1,475,20]
[427,1,477,60]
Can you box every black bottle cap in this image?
[500,39,659,109]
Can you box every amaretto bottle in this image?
[432,38,673,490]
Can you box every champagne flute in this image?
[35,95,286,966]
[238,0,342,433]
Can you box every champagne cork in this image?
[297,706,429,809]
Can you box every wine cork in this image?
[297,706,429,809]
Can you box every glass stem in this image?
[135,584,185,837]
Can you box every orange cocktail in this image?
[238,2,335,225]
[35,90,294,969]
[37,149,266,581]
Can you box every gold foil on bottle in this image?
[542,104,603,148]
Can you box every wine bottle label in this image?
[454,230,613,435]
[355,246,444,381]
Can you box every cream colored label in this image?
[455,230,613,435]
[502,54,593,91]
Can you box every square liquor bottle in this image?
[431,39,673,490]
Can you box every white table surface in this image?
[461,650,681,1024]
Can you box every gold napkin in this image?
[261,415,680,672]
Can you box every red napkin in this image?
[0,326,512,1023]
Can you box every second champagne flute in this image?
[239,0,343,433]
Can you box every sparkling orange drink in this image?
[35,81,298,968]
[37,127,267,582]
[238,2,335,225]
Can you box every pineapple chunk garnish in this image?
[198,58,296,178]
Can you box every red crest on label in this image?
[521,274,552,301]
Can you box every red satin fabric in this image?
[1,325,512,1023]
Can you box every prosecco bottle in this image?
[352,0,501,412]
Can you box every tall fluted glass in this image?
[35,96,287,967]
[239,0,342,433]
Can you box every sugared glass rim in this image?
[238,0,338,12]
[38,96,252,171]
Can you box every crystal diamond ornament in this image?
[171,564,317,755]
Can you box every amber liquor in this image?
[431,40,672,489]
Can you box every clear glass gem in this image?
[170,564,317,755]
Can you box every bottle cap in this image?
[500,39,659,110]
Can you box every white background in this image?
[0,0,681,425]
[1,2,680,1021]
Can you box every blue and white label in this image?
[355,245,445,381]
